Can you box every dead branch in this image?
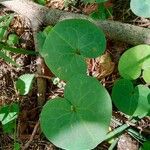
[22,121,40,150]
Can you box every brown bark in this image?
[1,0,149,45]
[44,10,150,45]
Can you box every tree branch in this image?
[1,0,149,45]
[44,9,150,45]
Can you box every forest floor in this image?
[0,0,150,150]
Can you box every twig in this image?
[35,74,52,80]
[22,121,40,150]
[105,123,129,141]
[108,138,119,150]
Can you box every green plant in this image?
[7,34,19,46]
[0,103,20,150]
[118,45,150,82]
[41,75,111,149]
[0,14,37,66]
[0,103,19,133]
[90,3,113,20]
[35,0,46,5]
[112,79,150,117]
[109,2,150,147]
[16,19,112,149]
[112,45,150,118]
[11,0,150,149]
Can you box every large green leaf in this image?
[112,79,150,117]
[130,0,150,18]
[40,75,112,149]
[41,19,106,80]
[118,45,150,83]
[16,74,35,95]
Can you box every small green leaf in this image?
[0,27,7,41]
[90,3,112,20]
[0,14,14,28]
[0,50,19,66]
[112,79,150,117]
[36,0,46,5]
[13,142,20,150]
[7,34,19,46]
[130,0,150,18]
[16,74,35,95]
[0,103,19,124]
[40,75,112,150]
[0,103,19,133]
[118,45,150,82]
[41,19,106,80]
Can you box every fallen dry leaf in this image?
[86,52,115,79]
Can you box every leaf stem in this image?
[108,138,118,150]
[105,123,129,141]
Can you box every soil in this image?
[0,0,150,150]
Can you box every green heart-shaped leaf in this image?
[41,19,106,80]
[118,45,150,83]
[112,79,150,117]
[40,75,112,149]
[130,0,150,18]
